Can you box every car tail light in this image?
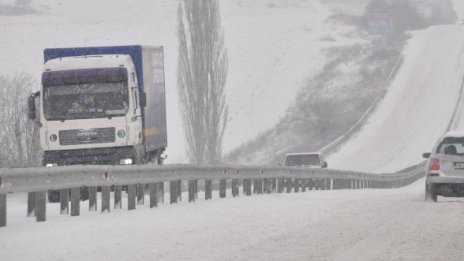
[429,158,440,171]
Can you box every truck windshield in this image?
[42,68,129,120]
[285,154,321,166]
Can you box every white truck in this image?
[28,45,167,166]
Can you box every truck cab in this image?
[29,45,167,166]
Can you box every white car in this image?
[423,131,464,202]
[283,152,328,168]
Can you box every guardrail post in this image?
[194,180,198,199]
[263,178,270,194]
[70,187,80,217]
[220,179,226,198]
[27,192,36,217]
[244,179,252,196]
[0,193,6,227]
[60,189,69,215]
[271,178,277,193]
[308,178,315,190]
[294,179,300,193]
[101,186,110,213]
[158,182,164,203]
[137,184,145,206]
[330,179,334,190]
[205,180,212,200]
[149,183,158,208]
[89,187,97,212]
[170,181,177,204]
[128,185,136,210]
[286,178,292,193]
[277,178,284,193]
[254,179,263,194]
[36,191,47,222]
[317,178,324,190]
[188,180,196,202]
[301,180,307,192]
[177,180,182,202]
[232,179,239,197]
[114,186,122,209]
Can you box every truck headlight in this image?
[117,129,126,138]
[50,134,58,142]
[120,158,133,165]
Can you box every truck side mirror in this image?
[140,92,147,107]
[28,95,36,120]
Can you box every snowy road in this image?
[1,180,464,260]
[328,24,464,173]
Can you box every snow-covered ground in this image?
[2,179,464,260]
[0,0,349,163]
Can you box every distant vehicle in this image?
[458,19,464,25]
[28,45,167,166]
[422,131,464,202]
[283,152,328,168]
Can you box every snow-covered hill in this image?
[0,0,351,163]
[329,2,464,173]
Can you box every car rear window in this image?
[436,137,464,155]
[285,154,321,166]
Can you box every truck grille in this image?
[59,128,115,145]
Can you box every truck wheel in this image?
[425,183,437,202]
[156,155,164,165]
[80,187,89,201]
[133,148,145,165]
[48,190,60,203]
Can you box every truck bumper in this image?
[43,146,141,165]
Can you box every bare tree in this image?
[177,0,228,164]
[0,73,40,167]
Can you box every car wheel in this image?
[425,183,437,202]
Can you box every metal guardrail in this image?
[0,162,425,228]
